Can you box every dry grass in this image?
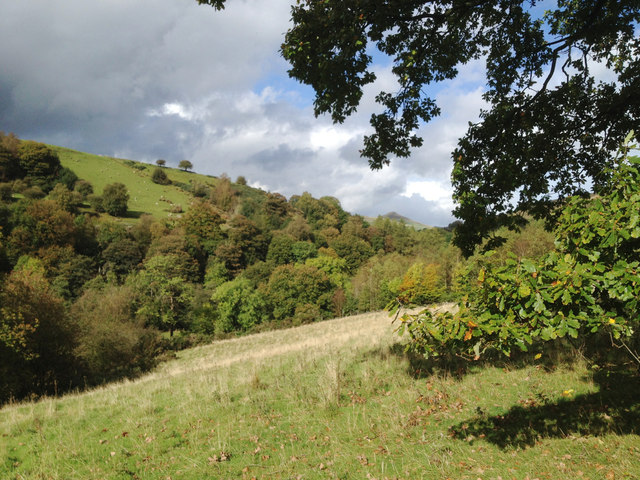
[2,303,638,480]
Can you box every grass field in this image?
[52,146,219,221]
[1,306,639,479]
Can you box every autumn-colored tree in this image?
[351,253,411,311]
[7,199,77,260]
[211,176,237,212]
[396,262,444,306]
[264,264,333,322]
[180,199,224,255]
[0,260,76,402]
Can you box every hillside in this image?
[2,306,638,479]
[52,146,228,220]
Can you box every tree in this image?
[130,255,195,336]
[201,0,640,254]
[156,159,166,167]
[0,260,76,402]
[102,182,129,217]
[398,142,640,363]
[179,159,193,171]
[264,263,333,322]
[210,278,268,333]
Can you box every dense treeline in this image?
[0,132,470,403]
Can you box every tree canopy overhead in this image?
[199,0,640,255]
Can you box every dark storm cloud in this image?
[0,0,485,226]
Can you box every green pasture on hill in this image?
[52,146,218,220]
[1,308,639,479]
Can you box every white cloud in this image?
[0,0,490,226]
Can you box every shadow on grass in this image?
[449,369,640,449]
[124,210,145,219]
[386,336,640,449]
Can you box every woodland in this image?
[0,131,484,404]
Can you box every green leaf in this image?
[518,284,531,297]
[533,293,545,313]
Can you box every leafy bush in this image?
[399,137,640,364]
[0,261,76,402]
[72,285,161,384]
[210,277,268,333]
[102,182,129,217]
[151,167,171,185]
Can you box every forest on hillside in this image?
[3,131,538,403]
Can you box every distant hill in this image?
[364,211,432,230]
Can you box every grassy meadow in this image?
[2,306,639,479]
[52,146,217,220]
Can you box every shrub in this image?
[102,182,129,217]
[74,179,94,198]
[87,194,104,212]
[399,137,640,364]
[72,284,161,384]
[151,167,171,185]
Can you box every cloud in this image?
[0,0,491,227]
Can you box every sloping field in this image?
[52,146,214,220]
[1,306,639,479]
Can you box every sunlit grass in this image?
[52,145,218,221]
[1,307,639,479]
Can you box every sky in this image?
[0,0,489,227]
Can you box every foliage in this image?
[156,159,166,167]
[264,264,333,322]
[101,238,144,278]
[204,0,640,254]
[73,179,93,198]
[151,167,171,185]
[48,183,81,213]
[210,277,268,333]
[399,144,640,363]
[179,159,193,171]
[266,234,296,266]
[6,199,77,260]
[396,261,444,306]
[210,176,237,212]
[72,284,161,384]
[0,133,468,401]
[351,253,409,311]
[102,182,129,217]
[131,255,195,335]
[17,141,60,182]
[0,261,76,402]
[57,167,78,190]
[179,199,224,255]
[328,233,373,272]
